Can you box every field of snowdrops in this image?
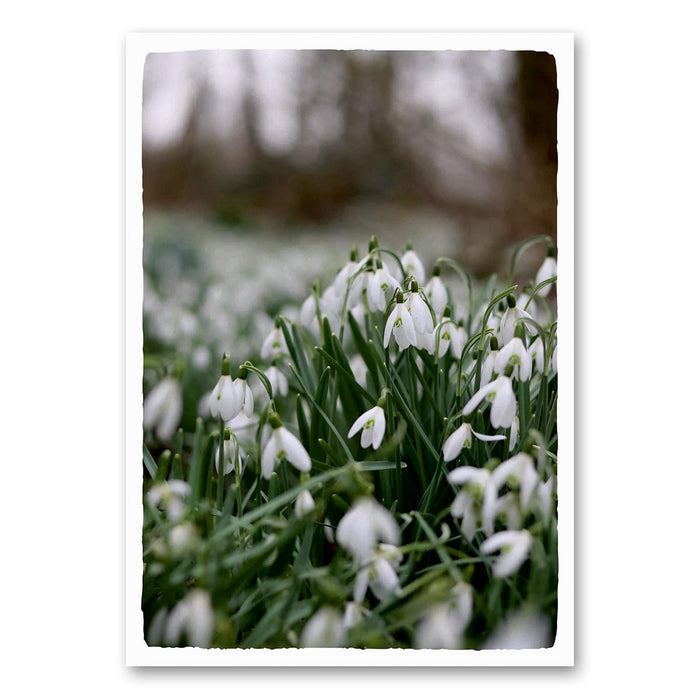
[141,213,559,651]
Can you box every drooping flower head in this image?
[336,496,400,563]
[401,243,426,285]
[383,291,417,350]
[260,413,311,479]
[424,263,448,320]
[463,375,517,429]
[348,392,388,450]
[480,529,533,579]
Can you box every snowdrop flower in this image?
[480,529,533,579]
[294,489,316,517]
[495,336,532,382]
[261,323,289,360]
[367,260,401,312]
[143,377,183,442]
[383,293,417,350]
[300,607,346,648]
[534,246,557,297]
[480,336,500,386]
[498,295,533,345]
[414,582,474,649]
[225,411,262,446]
[481,453,540,535]
[261,414,311,479]
[159,589,214,648]
[208,354,238,421]
[447,466,491,541]
[353,543,402,603]
[214,433,245,476]
[350,354,368,388]
[481,606,553,650]
[401,245,426,284]
[508,415,520,452]
[336,497,400,563]
[404,282,434,335]
[435,310,466,360]
[463,375,517,429]
[424,265,448,319]
[168,521,199,555]
[265,365,288,397]
[331,248,365,299]
[230,368,255,419]
[528,336,545,374]
[146,479,191,521]
[442,422,505,462]
[535,477,555,523]
[300,292,318,330]
[343,602,368,630]
[348,404,386,450]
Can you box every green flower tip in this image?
[223,428,232,440]
[237,365,249,380]
[369,236,378,252]
[410,278,419,293]
[406,240,414,251]
[376,259,384,270]
[507,294,516,309]
[514,324,525,340]
[432,263,441,277]
[547,244,556,258]
[442,306,452,319]
[350,245,359,262]
[221,353,231,376]
[377,388,389,408]
[395,290,405,304]
[269,412,283,429]
[489,335,499,351]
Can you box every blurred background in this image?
[142,49,557,276]
[141,49,558,407]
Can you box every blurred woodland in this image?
[142,50,558,276]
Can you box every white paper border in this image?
[125,31,574,667]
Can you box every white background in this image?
[2,2,698,697]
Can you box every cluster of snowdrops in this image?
[142,235,558,650]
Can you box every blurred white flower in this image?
[353,543,402,603]
[343,601,367,629]
[401,248,426,284]
[481,607,552,649]
[463,375,517,429]
[294,489,316,517]
[168,521,199,555]
[447,465,491,541]
[424,271,448,319]
[336,497,400,563]
[534,250,557,297]
[414,582,473,649]
[261,419,311,479]
[300,607,346,648]
[146,479,191,521]
[480,529,533,579]
[158,589,214,648]
[261,326,289,360]
[348,405,386,450]
[143,377,183,442]
[350,354,368,388]
[528,336,545,374]
[265,366,288,397]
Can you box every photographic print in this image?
[127,33,573,666]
